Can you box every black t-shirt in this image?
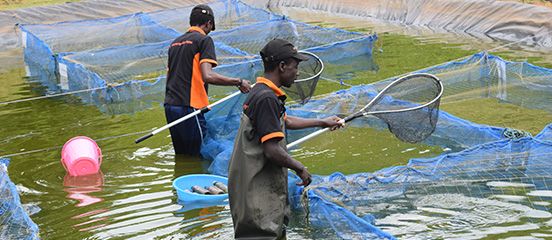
[243,77,287,143]
[165,27,218,109]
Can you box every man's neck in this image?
[190,25,209,35]
[263,73,281,87]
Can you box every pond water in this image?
[1,7,551,240]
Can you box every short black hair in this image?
[263,58,296,72]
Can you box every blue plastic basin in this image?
[173,174,228,203]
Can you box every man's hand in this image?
[321,115,344,131]
[238,79,252,93]
[296,166,312,186]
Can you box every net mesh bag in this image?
[367,74,443,143]
[283,51,323,104]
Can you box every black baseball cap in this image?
[190,4,216,31]
[260,39,309,63]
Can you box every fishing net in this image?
[282,51,324,104]
[295,131,552,239]
[352,74,442,143]
[201,35,378,175]
[55,39,251,107]
[19,12,181,93]
[148,0,278,32]
[0,158,39,239]
[19,1,369,114]
[284,73,443,150]
[14,0,552,238]
[202,51,552,238]
[210,18,362,55]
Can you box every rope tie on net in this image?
[300,181,353,222]
[502,128,532,140]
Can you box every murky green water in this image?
[1,8,552,240]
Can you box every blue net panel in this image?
[148,0,278,33]
[20,12,181,94]
[202,34,378,176]
[536,124,552,141]
[0,158,39,239]
[15,0,552,238]
[210,18,363,55]
[37,11,373,114]
[55,39,251,107]
[297,128,552,239]
[201,51,552,238]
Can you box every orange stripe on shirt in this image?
[190,53,209,109]
[199,58,218,67]
[170,40,193,47]
[261,132,285,143]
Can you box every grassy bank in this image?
[0,0,79,10]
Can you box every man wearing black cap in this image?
[165,4,251,155]
[228,39,343,239]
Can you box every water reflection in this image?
[64,171,109,232]
[63,171,105,207]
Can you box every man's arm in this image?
[262,139,312,186]
[200,62,251,93]
[285,115,343,130]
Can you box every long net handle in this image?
[287,119,344,148]
[135,84,256,144]
[286,73,442,148]
[286,106,369,148]
[286,79,382,148]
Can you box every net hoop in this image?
[360,73,444,116]
[295,50,324,83]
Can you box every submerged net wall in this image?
[13,0,552,238]
[26,10,372,114]
[0,158,39,240]
[19,12,181,94]
[55,39,251,107]
[202,52,552,238]
[17,0,267,95]
[210,18,363,55]
[202,34,378,175]
[296,127,552,239]
[148,0,278,33]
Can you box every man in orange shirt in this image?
[165,5,251,155]
[228,39,343,239]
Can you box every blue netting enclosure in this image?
[293,128,552,239]
[202,52,552,239]
[19,12,181,94]
[0,158,39,239]
[20,0,373,114]
[17,0,273,106]
[55,39,251,107]
[210,18,363,55]
[14,0,552,238]
[148,0,278,33]
[202,34,378,175]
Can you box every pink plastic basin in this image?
[61,136,102,176]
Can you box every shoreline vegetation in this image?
[504,0,552,8]
[0,0,79,10]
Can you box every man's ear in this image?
[278,61,286,72]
